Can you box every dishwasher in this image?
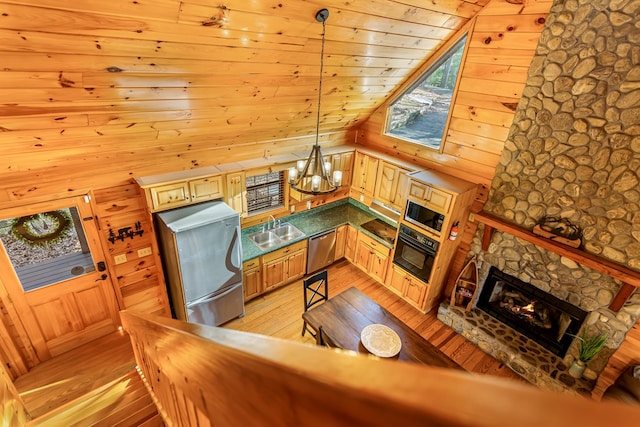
[306,229,337,274]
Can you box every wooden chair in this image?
[302,270,328,338]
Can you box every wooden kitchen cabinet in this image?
[262,240,307,292]
[354,232,389,284]
[335,224,347,260]
[374,161,411,211]
[139,173,224,212]
[189,176,224,204]
[344,225,358,262]
[407,180,452,214]
[387,265,427,309]
[351,152,379,198]
[148,181,191,211]
[226,172,247,217]
[243,258,262,301]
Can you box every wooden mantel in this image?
[474,211,639,312]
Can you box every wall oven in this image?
[393,224,439,282]
[404,200,445,235]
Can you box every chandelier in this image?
[288,8,342,195]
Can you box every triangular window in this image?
[385,35,467,150]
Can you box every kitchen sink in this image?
[248,223,305,251]
[272,223,305,242]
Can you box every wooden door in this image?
[0,195,119,361]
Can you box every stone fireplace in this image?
[440,0,640,394]
[476,266,587,358]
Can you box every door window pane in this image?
[0,207,95,291]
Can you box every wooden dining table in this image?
[302,286,463,369]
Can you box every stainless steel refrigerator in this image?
[157,201,244,326]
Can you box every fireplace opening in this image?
[476,266,587,357]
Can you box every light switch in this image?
[138,247,152,257]
[114,254,127,264]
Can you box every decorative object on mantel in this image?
[450,255,478,311]
[108,221,144,244]
[568,330,608,378]
[532,216,582,248]
[287,8,343,195]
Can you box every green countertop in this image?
[241,199,396,262]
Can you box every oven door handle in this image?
[398,234,437,256]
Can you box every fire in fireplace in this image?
[476,266,587,357]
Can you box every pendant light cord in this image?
[315,18,326,148]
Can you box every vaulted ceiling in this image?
[0,0,488,149]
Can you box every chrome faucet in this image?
[267,215,276,230]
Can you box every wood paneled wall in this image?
[358,0,553,192]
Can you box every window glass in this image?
[385,35,467,150]
[246,171,284,216]
[0,207,95,291]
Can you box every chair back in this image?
[303,270,328,312]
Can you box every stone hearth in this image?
[437,302,596,395]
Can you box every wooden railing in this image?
[120,311,640,427]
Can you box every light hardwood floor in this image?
[225,259,527,383]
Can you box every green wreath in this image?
[11,210,73,247]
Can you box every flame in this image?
[522,302,535,312]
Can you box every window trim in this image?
[383,21,474,153]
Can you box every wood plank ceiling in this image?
[0,0,488,191]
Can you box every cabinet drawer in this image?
[243,258,260,270]
[357,232,390,256]
[261,239,307,263]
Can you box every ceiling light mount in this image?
[288,8,342,195]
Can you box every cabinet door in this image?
[286,249,307,281]
[150,182,190,211]
[190,175,224,203]
[352,152,379,196]
[369,250,388,283]
[328,151,354,188]
[334,225,347,260]
[345,225,358,261]
[387,265,408,296]
[374,162,399,205]
[426,187,452,213]
[408,180,429,202]
[393,169,410,211]
[243,267,262,301]
[263,258,287,291]
[405,279,427,307]
[354,239,372,272]
[226,172,247,216]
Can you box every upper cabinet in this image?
[135,166,224,212]
[374,161,411,212]
[351,152,379,200]
[226,172,247,217]
[407,179,452,214]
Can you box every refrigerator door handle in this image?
[187,283,241,307]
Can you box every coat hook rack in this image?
[108,221,144,244]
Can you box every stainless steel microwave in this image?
[404,200,445,235]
